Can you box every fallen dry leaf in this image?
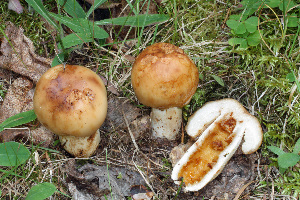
[0,77,54,147]
[0,22,51,83]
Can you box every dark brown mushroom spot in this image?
[178,116,237,186]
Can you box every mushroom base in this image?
[151,107,182,140]
[59,130,101,158]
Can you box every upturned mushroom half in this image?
[33,64,107,157]
[171,98,263,191]
[131,43,199,140]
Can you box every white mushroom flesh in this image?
[171,98,263,191]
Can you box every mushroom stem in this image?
[151,107,182,140]
[59,130,101,158]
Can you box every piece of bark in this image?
[0,22,51,83]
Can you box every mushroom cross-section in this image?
[171,98,263,191]
[33,64,107,157]
[131,43,199,140]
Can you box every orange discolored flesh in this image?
[178,117,236,186]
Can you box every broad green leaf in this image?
[226,19,239,30]
[49,13,108,39]
[267,0,280,7]
[95,14,169,27]
[25,0,59,30]
[287,13,298,28]
[244,16,259,33]
[246,30,261,46]
[293,138,300,154]
[86,0,108,18]
[211,75,225,86]
[279,0,296,12]
[26,182,56,200]
[228,37,246,46]
[59,33,92,49]
[0,110,36,132]
[235,22,246,34]
[58,0,86,18]
[0,142,30,167]
[51,53,66,67]
[278,153,300,169]
[268,145,285,156]
[286,72,296,82]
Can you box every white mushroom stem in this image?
[150,107,182,140]
[59,130,101,158]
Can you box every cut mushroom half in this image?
[171,98,263,191]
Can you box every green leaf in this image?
[59,33,92,49]
[49,13,108,39]
[268,145,285,156]
[235,22,247,34]
[95,14,169,27]
[278,153,300,169]
[58,0,86,18]
[211,75,225,86]
[287,13,298,28]
[244,16,259,33]
[0,110,36,132]
[228,37,246,46]
[86,0,108,18]
[293,138,300,154]
[267,0,280,7]
[246,30,261,46]
[25,0,59,30]
[51,53,66,67]
[26,182,56,200]
[0,142,30,167]
[226,19,239,30]
[279,0,296,12]
[286,72,296,82]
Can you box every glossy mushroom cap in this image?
[33,64,107,138]
[131,43,199,109]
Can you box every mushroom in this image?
[131,43,199,140]
[171,98,263,191]
[33,64,107,157]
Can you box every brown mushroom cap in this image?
[131,43,199,109]
[33,64,107,137]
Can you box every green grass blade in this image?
[0,110,36,132]
[0,142,30,167]
[95,14,169,27]
[25,182,56,200]
[86,0,108,19]
[49,13,108,39]
[25,0,59,30]
[58,0,86,18]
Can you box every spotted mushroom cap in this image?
[33,64,107,137]
[131,43,199,109]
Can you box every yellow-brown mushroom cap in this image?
[33,64,107,137]
[131,43,199,109]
